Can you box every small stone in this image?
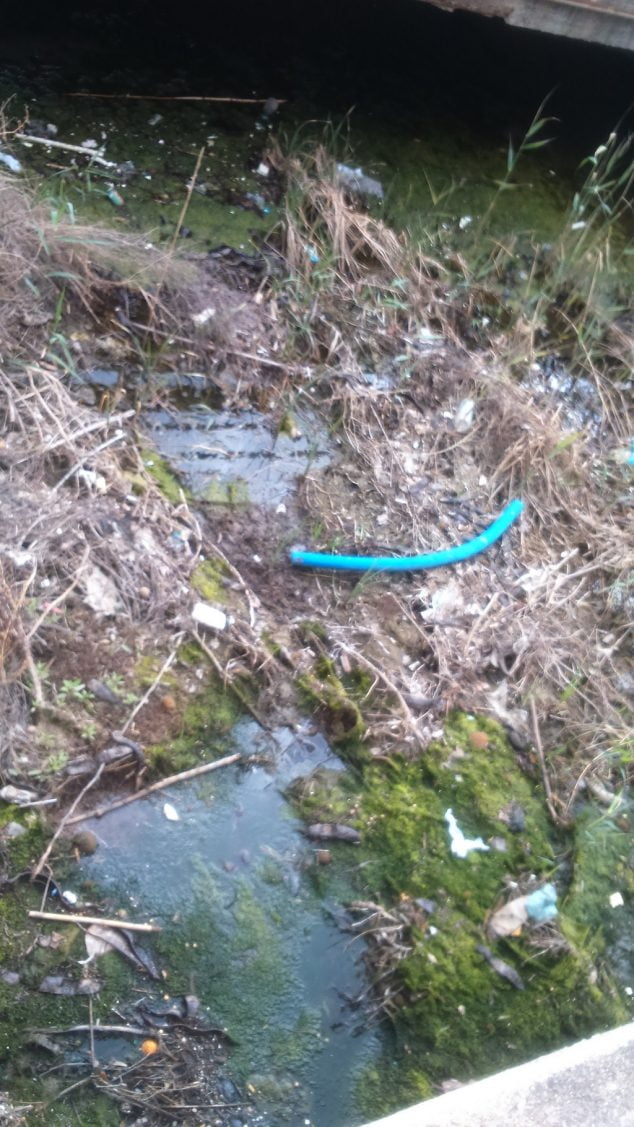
[4,821,26,839]
[72,830,98,856]
[161,694,177,712]
[315,849,332,865]
[0,970,20,986]
[469,730,489,750]
[138,586,151,600]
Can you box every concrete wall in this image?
[421,0,634,50]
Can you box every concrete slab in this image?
[363,1021,634,1127]
[422,0,634,51]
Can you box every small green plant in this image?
[56,678,92,707]
[80,721,98,742]
[103,671,138,706]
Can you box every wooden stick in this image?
[66,751,240,825]
[30,1024,148,1037]
[170,145,205,253]
[15,133,116,167]
[31,763,105,878]
[120,641,181,735]
[28,911,161,933]
[67,93,285,104]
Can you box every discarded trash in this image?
[306,244,320,264]
[609,891,624,909]
[83,923,161,979]
[336,163,384,200]
[192,306,216,326]
[489,882,558,938]
[476,944,525,990]
[445,808,490,858]
[0,784,38,806]
[141,1038,160,1055]
[106,186,124,207]
[488,896,528,938]
[0,151,22,173]
[304,823,361,844]
[525,882,558,922]
[256,161,270,177]
[289,498,524,571]
[163,802,180,822]
[192,601,227,631]
[148,113,163,126]
[62,890,79,906]
[453,397,476,434]
[83,565,121,616]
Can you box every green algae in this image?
[190,558,228,603]
[140,444,186,505]
[289,711,629,1110]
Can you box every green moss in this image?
[140,444,186,505]
[296,656,368,764]
[200,478,250,505]
[146,661,241,775]
[356,1059,433,1122]
[191,558,227,603]
[291,712,628,1110]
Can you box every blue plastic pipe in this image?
[289,498,524,572]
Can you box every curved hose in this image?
[289,498,524,572]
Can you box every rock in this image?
[0,970,20,986]
[0,784,38,806]
[72,830,98,856]
[192,601,227,631]
[3,822,26,839]
[220,1077,240,1102]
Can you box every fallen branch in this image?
[15,133,117,167]
[67,92,285,104]
[30,1024,148,1037]
[170,146,205,253]
[31,763,105,878]
[28,911,161,933]
[66,751,241,824]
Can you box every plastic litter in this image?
[290,498,524,572]
[163,802,180,822]
[609,891,624,909]
[106,187,124,207]
[525,882,558,922]
[0,151,22,173]
[453,397,476,433]
[336,163,384,200]
[192,601,227,631]
[445,808,490,858]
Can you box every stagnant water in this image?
[75,722,383,1127]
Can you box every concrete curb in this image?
[362,1021,634,1127]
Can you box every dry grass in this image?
[0,170,191,359]
[267,149,633,803]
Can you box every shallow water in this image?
[76,722,382,1127]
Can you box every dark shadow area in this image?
[3,0,634,155]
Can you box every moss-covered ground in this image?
[289,712,631,1118]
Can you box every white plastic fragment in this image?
[609,891,624,908]
[256,161,270,177]
[453,397,476,434]
[192,307,215,326]
[0,784,38,806]
[163,802,180,822]
[192,601,227,631]
[444,808,490,859]
[0,151,22,173]
[62,890,78,906]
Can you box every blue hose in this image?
[289,498,524,572]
